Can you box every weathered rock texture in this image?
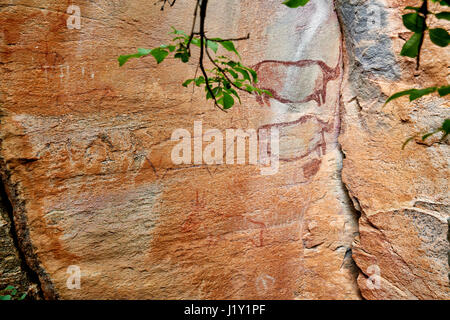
[0,183,39,297]
[336,0,449,299]
[0,0,447,300]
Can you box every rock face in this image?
[336,0,449,299]
[0,0,359,299]
[0,185,38,297]
[0,0,447,300]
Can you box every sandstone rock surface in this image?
[337,0,449,299]
[0,0,448,300]
[0,0,359,299]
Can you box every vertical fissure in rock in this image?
[339,171,365,299]
[0,178,44,299]
[333,0,365,300]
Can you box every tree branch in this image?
[159,0,177,11]
[199,0,226,112]
[206,33,250,42]
[416,0,428,70]
[186,0,201,51]
[205,47,250,94]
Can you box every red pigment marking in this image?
[302,158,322,180]
[211,213,267,248]
[252,56,341,107]
[252,50,342,164]
[248,219,267,248]
[258,114,333,163]
[181,190,207,233]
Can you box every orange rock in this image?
[3,0,447,301]
[337,0,449,300]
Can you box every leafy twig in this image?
[198,0,226,112]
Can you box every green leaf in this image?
[244,84,255,93]
[207,40,219,53]
[225,60,237,68]
[150,48,169,64]
[438,85,450,96]
[246,68,258,83]
[170,27,187,36]
[0,295,12,301]
[402,136,415,150]
[218,92,235,109]
[429,28,450,47]
[213,87,223,99]
[442,119,450,134]
[402,13,426,32]
[400,32,423,57]
[227,69,238,79]
[385,89,417,104]
[207,86,222,100]
[137,48,152,55]
[385,87,439,104]
[118,47,165,66]
[172,36,186,41]
[409,87,437,101]
[435,12,450,20]
[182,79,194,87]
[189,37,201,47]
[236,63,258,83]
[263,89,273,97]
[436,0,450,6]
[18,293,27,301]
[235,67,251,82]
[118,53,143,67]
[160,44,176,52]
[220,41,240,58]
[225,87,241,103]
[194,76,205,86]
[422,130,439,141]
[174,52,190,63]
[282,0,310,8]
[233,80,244,88]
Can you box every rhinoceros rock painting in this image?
[0,0,448,303]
